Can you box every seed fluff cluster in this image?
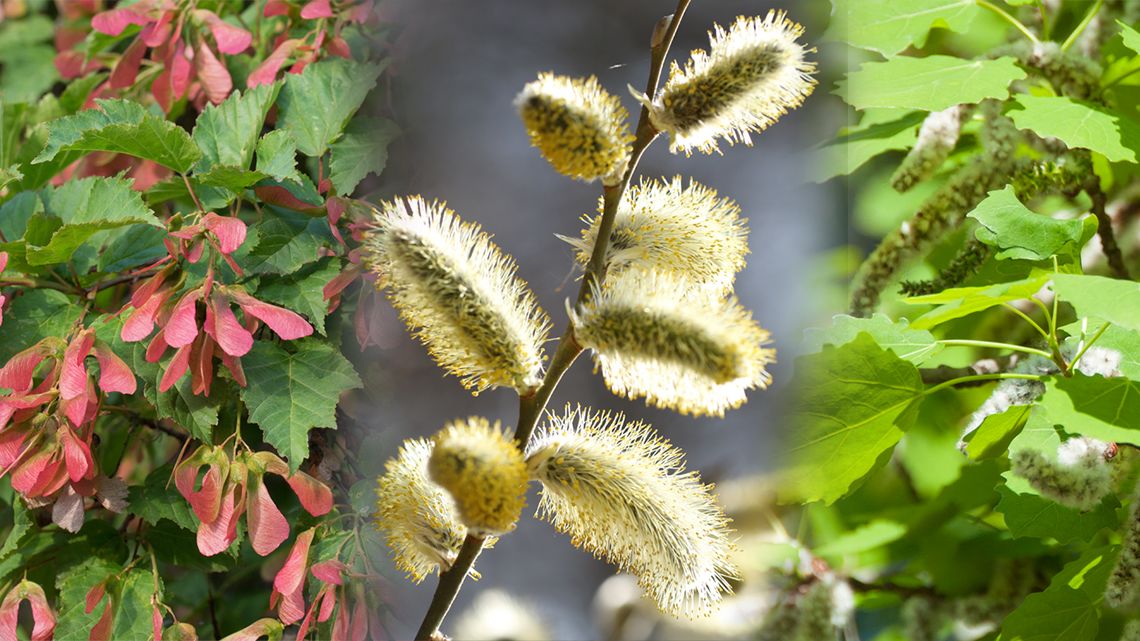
[1010,436,1115,511]
[515,73,634,184]
[428,417,529,536]
[374,438,468,583]
[364,196,550,393]
[640,11,816,155]
[562,177,749,297]
[525,406,737,618]
[571,271,774,416]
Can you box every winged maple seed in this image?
[0,580,55,641]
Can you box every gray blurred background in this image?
[358,1,841,638]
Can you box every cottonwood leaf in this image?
[1060,323,1140,379]
[328,116,398,194]
[968,186,1097,261]
[826,0,980,55]
[779,333,925,504]
[1039,374,1140,445]
[191,82,280,173]
[1119,20,1140,55]
[964,404,1032,461]
[996,484,1118,544]
[837,56,1025,112]
[277,58,384,157]
[813,519,907,557]
[241,339,362,470]
[907,274,1051,329]
[802,313,942,364]
[999,547,1116,641]
[808,111,924,182]
[1053,273,1140,332]
[34,99,201,172]
[1009,95,1140,163]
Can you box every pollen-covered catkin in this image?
[562,177,748,297]
[515,73,633,184]
[1010,437,1114,511]
[890,105,963,192]
[428,417,528,536]
[1107,477,1140,608]
[364,197,550,393]
[374,438,468,583]
[572,271,774,416]
[643,11,816,155]
[525,407,737,618]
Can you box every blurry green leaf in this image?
[827,0,980,55]
[802,313,943,364]
[1040,374,1140,445]
[1117,20,1140,55]
[1053,274,1140,332]
[55,558,120,641]
[907,274,1050,329]
[1009,95,1140,163]
[129,465,198,531]
[996,484,1118,544]
[808,112,923,182]
[277,59,385,157]
[98,224,167,273]
[968,186,1097,261]
[837,56,1025,112]
[814,519,907,557]
[999,548,1116,641]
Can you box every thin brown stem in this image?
[411,2,691,638]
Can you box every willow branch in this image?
[411,2,691,638]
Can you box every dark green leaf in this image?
[242,211,332,275]
[192,83,280,173]
[996,484,1118,544]
[128,465,198,531]
[0,289,82,361]
[277,58,385,157]
[328,116,398,194]
[255,130,301,183]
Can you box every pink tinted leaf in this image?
[196,485,238,556]
[322,268,358,302]
[94,342,137,394]
[0,344,49,392]
[130,270,171,311]
[218,350,247,387]
[264,1,290,17]
[58,426,93,482]
[294,601,317,640]
[165,290,201,348]
[317,587,336,623]
[349,596,367,641]
[332,593,351,641]
[194,42,233,105]
[206,296,254,357]
[0,252,8,272]
[231,292,313,340]
[122,295,166,342]
[158,344,192,393]
[300,0,334,19]
[0,585,21,641]
[21,581,55,641]
[218,619,283,641]
[202,214,248,254]
[185,240,206,264]
[152,603,162,641]
[310,560,345,586]
[273,528,315,595]
[247,477,290,556]
[84,583,105,615]
[60,331,95,400]
[247,39,301,87]
[286,471,333,516]
[60,378,95,427]
[252,185,324,214]
[109,37,148,90]
[91,7,151,35]
[145,330,170,363]
[140,10,174,47]
[198,11,252,54]
[89,600,113,641]
[326,37,352,59]
[0,429,28,468]
[188,463,225,524]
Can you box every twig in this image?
[411,2,691,638]
[848,577,940,600]
[1089,182,1131,279]
[919,355,1016,386]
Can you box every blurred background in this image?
[353,1,844,638]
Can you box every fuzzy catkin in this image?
[901,597,939,641]
[890,105,964,192]
[428,417,529,536]
[572,271,774,416]
[364,197,550,393]
[1010,437,1114,511]
[792,582,835,641]
[1107,478,1140,608]
[562,177,748,297]
[374,438,468,583]
[515,73,633,184]
[525,406,737,618]
[643,11,816,155]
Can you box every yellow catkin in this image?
[374,438,467,583]
[526,406,738,618]
[561,177,748,297]
[515,73,634,184]
[364,196,550,393]
[428,417,529,536]
[640,11,816,155]
[571,272,775,417]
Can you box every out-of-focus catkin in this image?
[515,73,633,184]
[571,272,774,416]
[640,11,816,155]
[1107,477,1140,608]
[562,177,748,297]
[1010,436,1114,511]
[374,438,468,583]
[364,196,550,393]
[428,417,529,536]
[525,406,737,618]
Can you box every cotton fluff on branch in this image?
[515,73,633,184]
[562,177,748,297]
[374,438,468,583]
[428,417,529,536]
[1010,437,1114,511]
[526,407,737,618]
[364,197,550,393]
[640,11,816,155]
[572,272,774,416]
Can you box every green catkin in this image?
[901,597,939,641]
[899,239,992,297]
[994,41,1103,100]
[1107,478,1140,608]
[849,100,1020,316]
[890,105,965,193]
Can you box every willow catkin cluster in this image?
[641,11,816,155]
[525,407,737,618]
[374,438,468,583]
[1010,437,1114,511]
[1107,477,1140,608]
[428,417,529,536]
[562,177,748,297]
[890,105,964,192]
[572,272,774,416]
[515,73,633,184]
[364,196,550,393]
